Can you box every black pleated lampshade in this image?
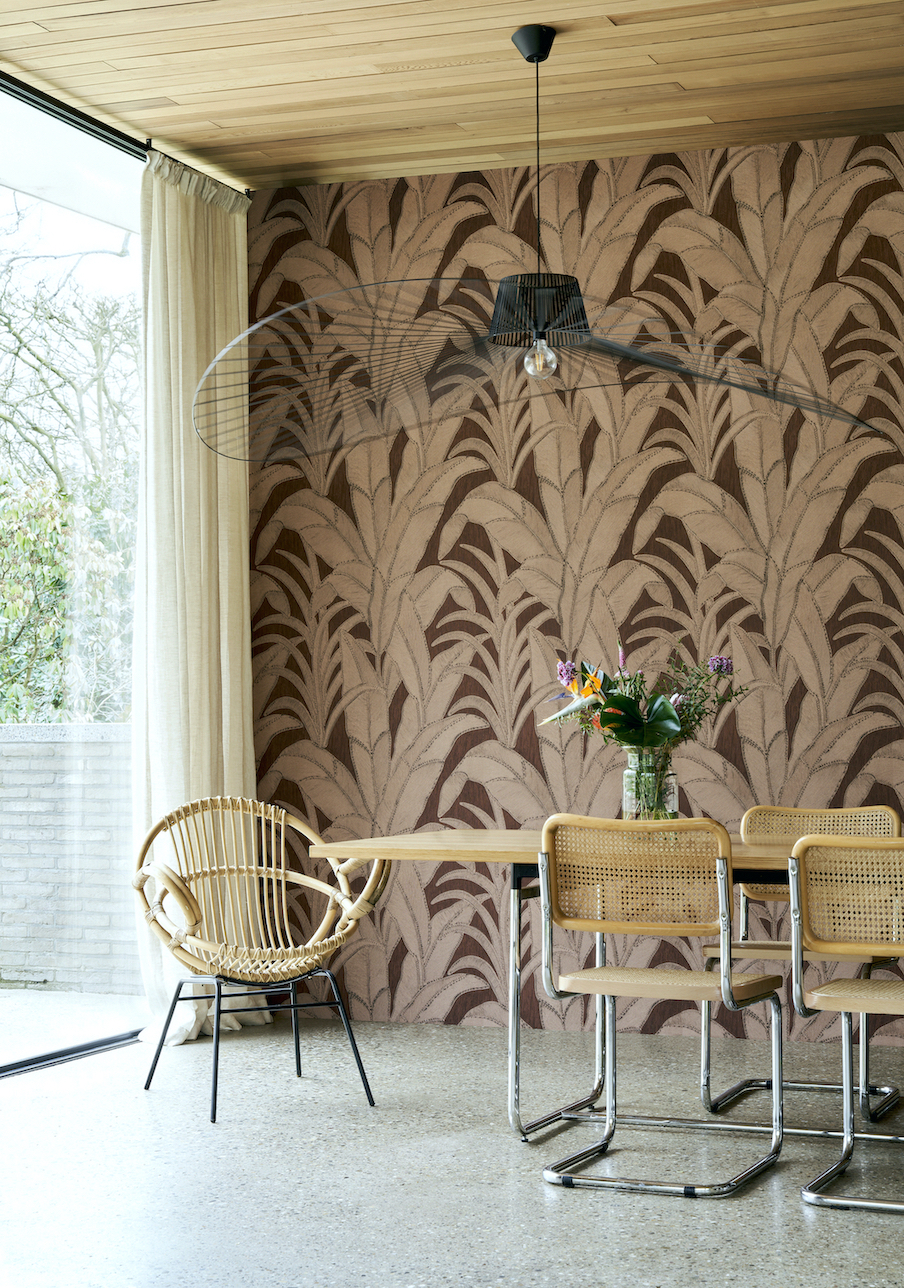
[487,273,590,348]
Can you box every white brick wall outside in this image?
[0,725,142,995]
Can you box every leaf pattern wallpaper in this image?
[248,133,904,1044]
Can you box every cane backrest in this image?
[794,836,904,958]
[134,796,390,985]
[740,805,900,902]
[541,814,731,937]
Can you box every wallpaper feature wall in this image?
[248,134,904,1043]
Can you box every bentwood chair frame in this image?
[701,804,901,1125]
[538,814,783,1198]
[789,835,904,1212]
[134,796,391,1122]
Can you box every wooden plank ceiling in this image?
[1,0,903,191]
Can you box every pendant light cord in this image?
[535,55,541,278]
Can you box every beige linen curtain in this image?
[133,150,256,1043]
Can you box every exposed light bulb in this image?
[523,337,558,380]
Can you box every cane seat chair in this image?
[134,796,391,1121]
[701,804,901,1123]
[538,814,783,1198]
[789,835,904,1211]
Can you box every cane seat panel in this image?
[803,976,904,1015]
[795,838,904,957]
[742,805,900,840]
[558,964,782,1003]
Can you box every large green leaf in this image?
[595,692,681,748]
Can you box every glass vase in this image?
[622,747,678,820]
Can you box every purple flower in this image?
[617,642,627,670]
[708,655,733,676]
[557,659,578,688]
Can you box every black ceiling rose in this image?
[511,24,556,64]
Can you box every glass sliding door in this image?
[0,107,147,1071]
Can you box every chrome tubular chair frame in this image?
[789,840,904,1213]
[702,804,901,1127]
[537,815,783,1198]
[507,863,605,1140]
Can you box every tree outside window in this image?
[0,190,140,722]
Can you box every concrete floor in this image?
[3,1010,904,1288]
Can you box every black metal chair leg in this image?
[144,979,187,1091]
[210,981,223,1123]
[291,980,302,1077]
[146,970,375,1119]
[320,968,374,1105]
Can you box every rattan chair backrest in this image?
[134,796,390,981]
[794,835,904,957]
[541,814,732,936]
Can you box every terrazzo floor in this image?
[3,1004,904,1288]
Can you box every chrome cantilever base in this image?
[802,1010,904,1212]
[507,867,605,1139]
[541,992,784,1197]
[700,959,900,1131]
[507,865,904,1155]
[703,1074,899,1124]
[507,864,791,1195]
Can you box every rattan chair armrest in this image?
[355,855,392,907]
[284,869,349,904]
[136,883,222,971]
[142,859,204,928]
[283,814,392,912]
[334,852,374,876]
[283,808,325,849]
[330,854,392,911]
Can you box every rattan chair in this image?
[134,796,391,1121]
[789,834,904,1211]
[537,814,783,1198]
[701,804,901,1123]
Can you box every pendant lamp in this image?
[193,24,878,463]
[487,25,589,382]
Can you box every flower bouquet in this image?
[540,646,745,819]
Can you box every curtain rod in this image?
[0,68,148,160]
[0,71,251,196]
[147,143,252,199]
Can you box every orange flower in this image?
[592,706,620,731]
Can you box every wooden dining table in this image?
[309,827,791,874]
[308,827,794,1137]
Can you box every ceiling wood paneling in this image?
[1,0,903,190]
